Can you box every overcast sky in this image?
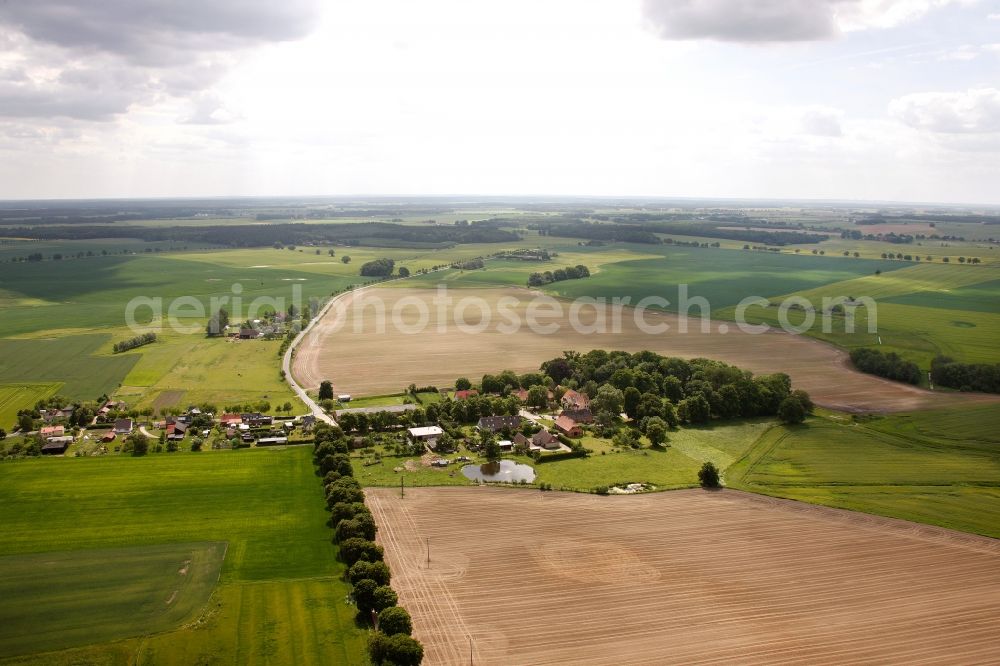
[1,0,998,203]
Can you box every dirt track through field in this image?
[367,487,1000,666]
[293,287,996,412]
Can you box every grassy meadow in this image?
[0,542,225,657]
[727,405,1000,538]
[0,383,61,432]
[0,447,366,663]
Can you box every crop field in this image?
[549,248,903,310]
[0,335,139,401]
[0,447,364,662]
[368,487,1000,665]
[293,286,998,412]
[0,542,225,657]
[117,333,300,411]
[728,405,1000,538]
[714,262,1000,366]
[0,383,60,430]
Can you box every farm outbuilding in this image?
[408,425,444,448]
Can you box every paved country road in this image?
[282,268,447,427]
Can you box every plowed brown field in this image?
[367,487,1000,666]
[293,287,997,412]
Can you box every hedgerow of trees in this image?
[113,332,157,353]
[311,424,424,664]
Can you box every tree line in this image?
[931,356,1000,393]
[849,348,921,385]
[527,264,590,287]
[112,332,157,354]
[311,425,424,665]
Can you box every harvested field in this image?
[293,287,997,412]
[367,487,1000,666]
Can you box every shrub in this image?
[335,516,376,543]
[377,606,413,636]
[372,585,398,613]
[368,632,424,666]
[339,538,384,566]
[698,462,721,488]
[348,560,391,586]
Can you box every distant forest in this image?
[533,219,828,246]
[6,222,520,249]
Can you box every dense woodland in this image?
[7,221,519,249]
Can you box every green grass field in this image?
[0,335,138,401]
[0,383,61,431]
[0,542,225,657]
[727,406,1000,538]
[0,447,366,663]
[714,262,1000,367]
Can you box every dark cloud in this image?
[0,1,321,65]
[0,1,320,123]
[642,0,840,42]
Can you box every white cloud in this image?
[800,107,845,136]
[642,0,971,42]
[889,88,1000,133]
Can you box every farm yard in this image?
[368,487,1000,665]
[0,447,364,663]
[292,286,997,413]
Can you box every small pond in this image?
[461,460,536,483]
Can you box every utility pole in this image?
[470,636,473,665]
[400,476,404,499]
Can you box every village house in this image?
[168,421,188,441]
[41,437,73,455]
[514,430,562,452]
[454,389,479,400]
[238,327,259,340]
[220,413,242,427]
[476,415,522,433]
[513,388,554,403]
[257,436,288,446]
[40,425,65,438]
[554,415,583,438]
[241,412,273,426]
[560,389,590,410]
[114,418,134,435]
[101,431,117,443]
[408,425,444,448]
